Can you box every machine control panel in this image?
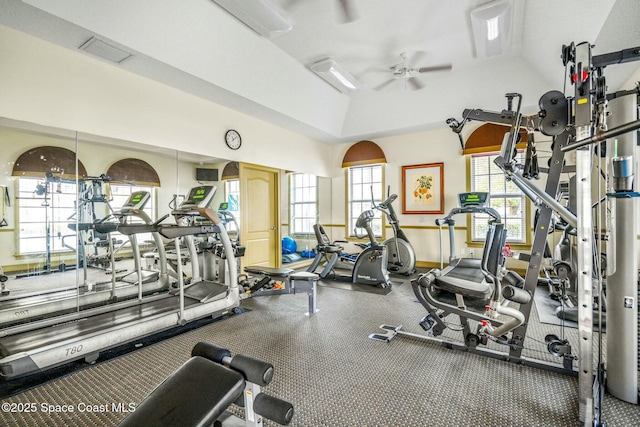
[458,192,489,208]
[174,185,216,215]
[121,191,151,211]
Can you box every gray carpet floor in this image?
[0,276,639,426]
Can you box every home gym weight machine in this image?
[370,91,585,410]
[382,41,640,426]
[552,40,640,426]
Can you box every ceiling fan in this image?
[373,52,452,91]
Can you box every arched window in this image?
[12,146,88,254]
[106,158,160,222]
[342,141,387,237]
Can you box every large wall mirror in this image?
[0,117,331,331]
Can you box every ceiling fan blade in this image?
[372,78,396,91]
[407,77,424,91]
[336,0,358,23]
[418,64,453,73]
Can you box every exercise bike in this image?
[374,189,416,276]
[307,209,391,288]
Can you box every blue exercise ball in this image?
[282,237,297,254]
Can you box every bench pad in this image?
[117,356,244,427]
[244,266,295,277]
[435,275,492,300]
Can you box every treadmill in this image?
[0,191,171,327]
[114,191,168,286]
[169,186,229,303]
[433,192,502,300]
[0,186,239,379]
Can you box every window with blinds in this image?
[347,164,383,237]
[289,173,317,235]
[470,152,527,243]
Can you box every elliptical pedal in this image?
[368,324,403,342]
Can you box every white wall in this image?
[0,24,335,178]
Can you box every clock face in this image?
[225,130,241,150]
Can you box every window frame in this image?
[16,177,77,255]
[289,172,318,236]
[345,164,385,240]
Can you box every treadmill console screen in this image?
[177,185,216,212]
[219,202,229,211]
[122,191,150,210]
[458,192,489,208]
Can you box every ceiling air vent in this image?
[79,37,132,63]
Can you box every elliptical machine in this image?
[373,188,416,276]
[307,209,391,288]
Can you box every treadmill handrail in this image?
[159,224,223,239]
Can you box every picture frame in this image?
[402,163,444,214]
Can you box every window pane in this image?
[470,152,526,243]
[505,179,520,194]
[347,164,383,238]
[225,179,241,229]
[289,173,317,234]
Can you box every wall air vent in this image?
[79,37,132,63]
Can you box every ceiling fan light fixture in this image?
[212,0,292,39]
[470,0,513,58]
[310,58,361,93]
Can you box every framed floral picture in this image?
[402,163,444,214]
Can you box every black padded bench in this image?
[118,356,244,427]
[118,342,294,427]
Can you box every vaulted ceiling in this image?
[1,0,639,144]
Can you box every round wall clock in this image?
[225,129,242,150]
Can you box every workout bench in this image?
[243,266,320,316]
[117,342,294,427]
